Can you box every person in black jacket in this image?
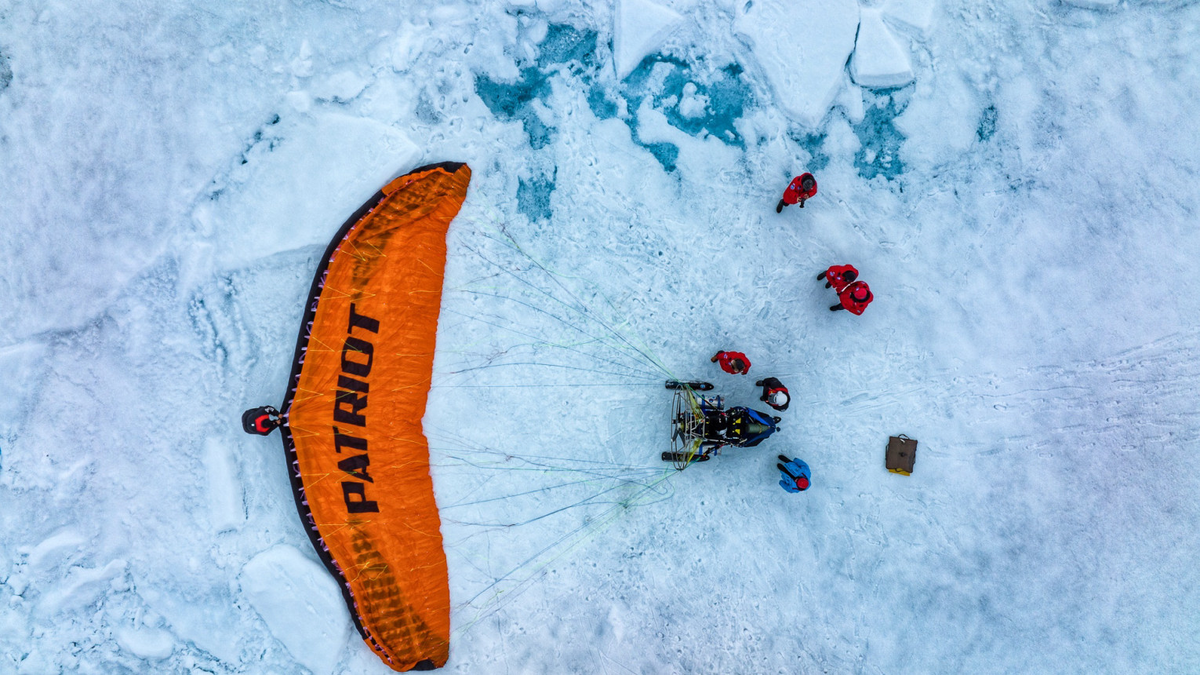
[755,377,790,411]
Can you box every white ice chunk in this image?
[200,112,419,272]
[613,0,684,80]
[881,0,937,37]
[36,559,126,617]
[240,546,349,675]
[115,625,175,660]
[202,437,244,533]
[851,8,915,89]
[678,82,709,119]
[524,16,549,44]
[286,90,313,113]
[24,529,85,572]
[0,343,48,440]
[734,0,860,128]
[291,40,314,78]
[312,71,368,103]
[139,585,243,663]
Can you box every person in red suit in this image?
[817,264,858,290]
[776,173,817,213]
[711,350,751,374]
[831,281,873,315]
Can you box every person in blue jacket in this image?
[777,454,810,493]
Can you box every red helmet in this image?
[851,285,871,302]
[796,476,810,490]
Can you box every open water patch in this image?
[475,24,603,151]
[0,51,11,92]
[852,86,912,181]
[414,91,443,124]
[517,172,557,224]
[475,25,753,174]
[617,55,753,172]
[536,24,599,70]
[642,143,679,173]
[587,86,619,120]
[623,56,751,147]
[977,104,998,142]
[788,129,830,173]
[475,67,554,149]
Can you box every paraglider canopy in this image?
[246,162,471,671]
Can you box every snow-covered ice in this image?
[239,546,350,675]
[734,0,860,127]
[2,0,1200,672]
[851,8,915,89]
[881,0,938,37]
[613,0,685,80]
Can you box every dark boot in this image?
[830,304,845,311]
[825,282,832,288]
[777,463,788,474]
[817,271,827,280]
[778,455,791,463]
[776,199,786,213]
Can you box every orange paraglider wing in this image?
[278,162,470,671]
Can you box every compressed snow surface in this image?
[3,0,1200,673]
